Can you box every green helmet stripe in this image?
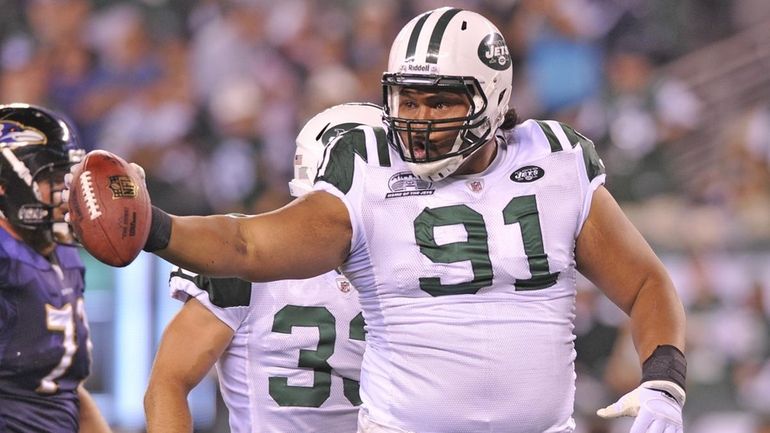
[426,8,462,64]
[405,12,431,62]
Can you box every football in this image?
[67,150,151,267]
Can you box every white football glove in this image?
[62,165,78,205]
[597,380,686,433]
[62,163,81,223]
[129,162,146,182]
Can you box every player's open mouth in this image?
[412,142,428,160]
[410,139,442,160]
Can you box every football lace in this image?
[79,170,103,220]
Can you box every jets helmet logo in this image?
[478,33,511,71]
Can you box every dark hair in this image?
[499,108,519,130]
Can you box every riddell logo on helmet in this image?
[407,64,430,72]
[400,63,438,74]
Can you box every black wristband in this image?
[143,206,172,252]
[641,345,687,390]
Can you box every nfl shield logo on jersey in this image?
[467,179,484,193]
[336,276,352,293]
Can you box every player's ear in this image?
[0,183,6,196]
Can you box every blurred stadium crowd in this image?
[2,0,770,432]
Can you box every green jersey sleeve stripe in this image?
[202,277,252,308]
[558,122,606,181]
[317,129,368,194]
[544,120,573,151]
[534,120,563,153]
[559,123,587,149]
[169,267,197,284]
[170,268,252,308]
[373,126,391,167]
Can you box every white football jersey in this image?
[169,269,365,433]
[315,120,606,433]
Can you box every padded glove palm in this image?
[597,380,685,433]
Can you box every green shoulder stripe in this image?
[558,122,606,181]
[534,120,563,153]
[170,269,251,308]
[317,128,369,194]
[373,126,391,167]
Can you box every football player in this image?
[72,8,687,433]
[143,103,380,433]
[0,103,110,432]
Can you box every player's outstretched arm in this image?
[63,157,352,280]
[78,385,112,433]
[576,185,686,432]
[152,190,352,282]
[144,298,234,433]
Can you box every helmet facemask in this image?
[382,74,494,180]
[17,168,62,229]
[1,153,82,245]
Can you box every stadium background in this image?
[2,0,770,431]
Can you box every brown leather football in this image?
[67,150,151,267]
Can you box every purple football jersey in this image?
[0,228,91,432]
